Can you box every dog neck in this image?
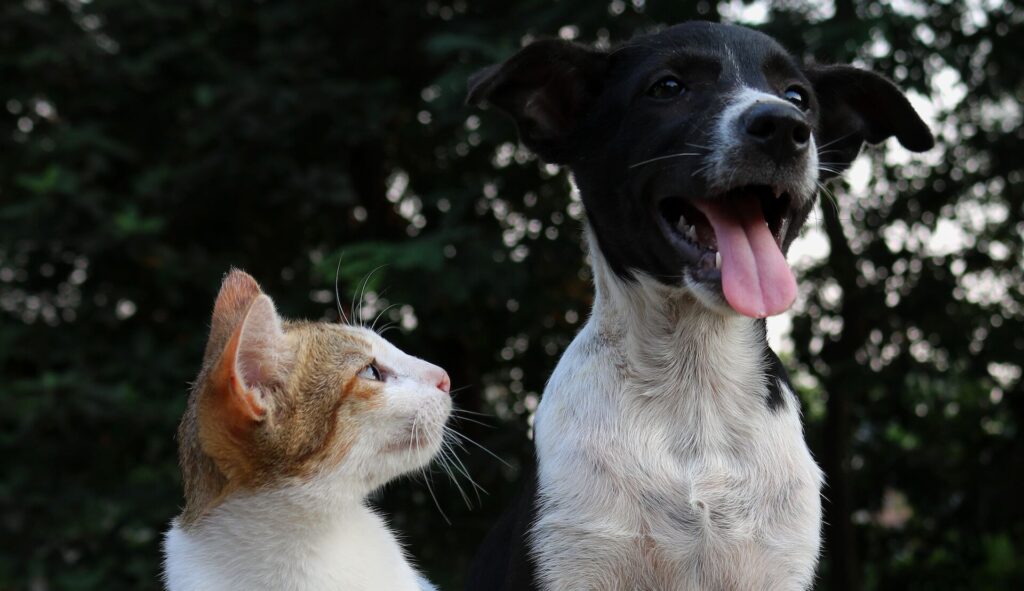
[585,228,769,398]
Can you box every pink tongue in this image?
[696,196,797,318]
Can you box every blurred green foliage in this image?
[1,1,1022,589]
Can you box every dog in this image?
[464,21,933,591]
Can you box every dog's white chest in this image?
[531,318,822,590]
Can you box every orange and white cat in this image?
[163,269,451,591]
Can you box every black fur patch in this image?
[763,345,790,412]
[756,318,792,412]
[464,462,540,591]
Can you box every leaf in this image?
[13,165,77,195]
[113,207,165,236]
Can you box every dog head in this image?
[468,22,934,318]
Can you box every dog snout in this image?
[741,103,810,161]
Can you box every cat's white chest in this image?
[163,501,427,591]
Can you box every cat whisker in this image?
[352,264,388,327]
[445,428,511,468]
[435,437,475,508]
[449,406,493,418]
[419,466,450,525]
[441,431,486,501]
[449,414,494,429]
[442,432,487,494]
[444,437,490,494]
[447,385,475,398]
[450,405,495,428]
[333,252,349,325]
[370,303,402,333]
[409,409,422,455]
[410,415,453,521]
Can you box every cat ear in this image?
[208,294,288,426]
[204,268,264,362]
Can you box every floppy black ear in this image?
[466,39,607,164]
[806,65,934,179]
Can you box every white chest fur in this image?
[163,489,430,591]
[531,250,823,591]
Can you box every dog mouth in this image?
[657,185,797,318]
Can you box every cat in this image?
[162,269,452,591]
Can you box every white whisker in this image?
[437,439,473,507]
[629,152,702,169]
[420,466,450,525]
[446,429,512,468]
[447,385,475,398]
[450,414,493,429]
[449,405,490,417]
[352,264,388,327]
[816,130,858,153]
[333,253,349,325]
[370,303,402,333]
[442,431,487,500]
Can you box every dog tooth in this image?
[676,216,688,232]
[715,252,722,269]
[686,226,697,241]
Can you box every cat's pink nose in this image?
[436,371,451,394]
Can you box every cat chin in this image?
[384,430,447,477]
[331,436,445,493]
[383,431,442,457]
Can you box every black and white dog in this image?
[466,22,933,590]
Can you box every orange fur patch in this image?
[178,294,387,527]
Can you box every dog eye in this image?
[648,76,686,99]
[358,363,383,381]
[784,86,808,109]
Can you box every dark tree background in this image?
[1,0,1021,589]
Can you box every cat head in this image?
[177,269,451,525]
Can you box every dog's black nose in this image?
[742,103,810,160]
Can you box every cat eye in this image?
[358,363,383,381]
[647,76,686,100]
[783,86,808,110]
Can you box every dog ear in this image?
[467,39,607,164]
[805,65,934,179]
